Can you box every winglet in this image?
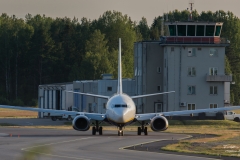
[117,38,123,95]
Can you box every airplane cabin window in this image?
[115,104,127,108]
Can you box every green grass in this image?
[163,120,240,157]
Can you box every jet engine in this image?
[72,115,90,131]
[150,116,168,131]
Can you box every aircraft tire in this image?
[137,127,141,135]
[67,116,72,121]
[144,127,148,135]
[51,116,57,121]
[92,127,96,135]
[118,130,123,136]
[99,127,103,135]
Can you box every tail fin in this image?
[117,38,123,94]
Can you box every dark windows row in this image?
[168,25,222,36]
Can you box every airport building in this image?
[38,82,73,118]
[134,21,231,116]
[72,74,135,114]
[38,20,231,119]
[38,74,135,118]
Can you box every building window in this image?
[88,103,92,112]
[196,25,204,36]
[157,86,161,92]
[210,104,218,109]
[155,103,163,113]
[187,25,195,36]
[188,48,196,57]
[215,26,222,36]
[157,67,161,73]
[107,87,112,91]
[177,25,186,36]
[206,25,215,36]
[188,86,196,95]
[209,48,218,57]
[103,103,106,109]
[188,67,196,76]
[188,103,196,110]
[210,86,218,95]
[209,67,218,75]
[169,25,176,36]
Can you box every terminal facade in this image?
[38,21,232,118]
[134,21,231,115]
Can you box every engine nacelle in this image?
[150,116,169,131]
[72,115,90,131]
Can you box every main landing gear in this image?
[137,121,148,135]
[118,127,124,136]
[92,121,103,135]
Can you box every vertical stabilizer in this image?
[117,38,123,94]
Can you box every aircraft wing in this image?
[131,91,175,99]
[66,91,109,99]
[135,106,240,121]
[0,105,106,121]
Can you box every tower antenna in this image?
[188,0,194,21]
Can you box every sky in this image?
[0,0,239,25]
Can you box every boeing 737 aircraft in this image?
[1,38,240,136]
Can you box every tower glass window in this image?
[206,25,215,36]
[168,25,176,36]
[177,25,186,36]
[187,25,195,36]
[215,26,222,36]
[196,25,204,36]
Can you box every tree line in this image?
[0,10,240,106]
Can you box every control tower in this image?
[134,13,231,118]
[164,21,226,44]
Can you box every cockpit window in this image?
[115,104,127,108]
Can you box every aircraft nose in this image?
[115,108,127,116]
[114,108,128,122]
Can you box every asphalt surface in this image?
[0,118,239,160]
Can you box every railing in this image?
[161,37,230,44]
[206,74,232,82]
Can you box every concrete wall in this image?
[134,41,229,116]
[166,45,226,115]
[73,79,135,113]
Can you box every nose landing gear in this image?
[118,126,124,136]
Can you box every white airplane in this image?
[1,38,240,136]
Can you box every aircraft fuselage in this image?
[106,93,136,126]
